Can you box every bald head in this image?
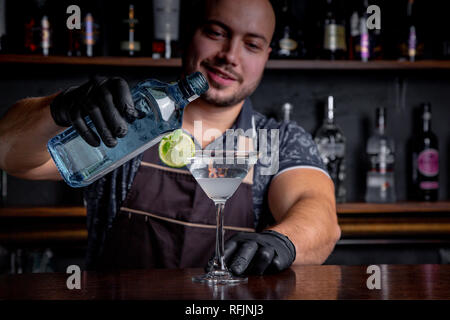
[204,0,276,42]
[183,0,276,48]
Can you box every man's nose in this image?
[217,38,240,66]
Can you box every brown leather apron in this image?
[97,144,255,270]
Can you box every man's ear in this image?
[266,46,272,60]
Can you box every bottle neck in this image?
[422,111,431,132]
[177,72,208,103]
[423,120,430,132]
[284,111,291,122]
[376,116,385,134]
[325,108,335,124]
[282,103,293,122]
[375,108,386,134]
[177,78,197,102]
[325,96,335,124]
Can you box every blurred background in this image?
[0,0,450,273]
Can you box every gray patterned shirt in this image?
[83,99,328,269]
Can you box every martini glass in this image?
[186,150,258,284]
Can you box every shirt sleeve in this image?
[275,121,330,179]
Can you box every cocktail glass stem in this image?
[191,197,247,284]
[211,201,227,273]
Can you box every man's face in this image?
[183,0,275,107]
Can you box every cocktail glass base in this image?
[192,270,247,285]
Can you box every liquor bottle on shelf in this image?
[22,0,53,55]
[365,107,396,203]
[348,5,360,61]
[66,2,82,57]
[411,103,439,201]
[322,0,347,60]
[83,13,95,57]
[398,0,423,62]
[349,0,383,61]
[358,6,370,63]
[81,12,101,57]
[67,28,82,57]
[39,0,53,57]
[271,0,306,59]
[152,0,180,59]
[41,15,50,56]
[120,4,141,56]
[314,96,346,203]
[370,5,383,60]
[24,17,38,53]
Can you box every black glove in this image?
[50,76,141,148]
[218,230,296,276]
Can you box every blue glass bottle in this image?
[47,72,208,188]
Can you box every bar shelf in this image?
[2,54,450,70]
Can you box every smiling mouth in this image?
[202,64,239,82]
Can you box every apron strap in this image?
[120,207,256,233]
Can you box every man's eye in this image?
[205,28,225,38]
[246,42,262,51]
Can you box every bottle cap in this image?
[327,96,334,110]
[282,102,293,111]
[282,103,293,121]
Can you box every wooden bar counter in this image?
[1,264,449,300]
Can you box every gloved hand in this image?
[213,230,296,275]
[50,76,141,148]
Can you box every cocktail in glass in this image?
[186,150,258,284]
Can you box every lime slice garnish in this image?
[158,129,195,168]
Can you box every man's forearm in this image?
[267,194,341,265]
[0,94,62,174]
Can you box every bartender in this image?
[0,0,340,275]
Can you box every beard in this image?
[201,77,262,107]
[184,58,264,107]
